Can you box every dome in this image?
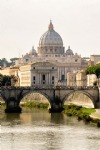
[66,46,74,55]
[39,21,63,46]
[29,46,37,55]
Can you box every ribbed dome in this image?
[66,46,74,55]
[39,21,63,46]
[29,46,37,55]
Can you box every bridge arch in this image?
[62,90,96,108]
[18,90,51,106]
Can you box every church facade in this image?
[16,21,88,87]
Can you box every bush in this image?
[22,101,49,109]
[63,104,97,125]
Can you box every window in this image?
[33,67,35,69]
[52,76,54,80]
[52,81,54,84]
[33,76,35,80]
[42,74,45,80]
[52,67,54,69]
[75,59,77,62]
[61,75,65,80]
[33,82,35,84]
[26,59,28,62]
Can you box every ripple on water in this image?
[1,110,100,150]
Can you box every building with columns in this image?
[15,21,88,87]
[20,62,57,86]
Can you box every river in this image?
[0,108,100,150]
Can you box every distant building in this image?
[19,62,57,86]
[76,70,87,86]
[88,55,100,66]
[0,66,20,86]
[67,72,76,86]
[87,74,97,86]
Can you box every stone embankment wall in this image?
[21,93,49,103]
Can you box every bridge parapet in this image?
[0,86,98,90]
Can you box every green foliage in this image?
[0,74,3,86]
[22,101,49,109]
[10,58,19,65]
[0,58,10,67]
[63,104,100,127]
[63,104,95,122]
[85,64,100,77]
[0,57,19,67]
[0,74,17,86]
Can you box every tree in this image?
[0,58,9,67]
[0,74,3,86]
[85,64,100,78]
[0,74,12,86]
[10,58,19,65]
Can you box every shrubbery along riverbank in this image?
[21,101,49,109]
[63,104,100,127]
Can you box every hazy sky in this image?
[0,0,100,60]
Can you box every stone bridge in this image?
[0,86,99,113]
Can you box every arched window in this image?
[42,74,45,80]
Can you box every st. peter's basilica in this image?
[15,21,87,86]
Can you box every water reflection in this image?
[1,108,100,150]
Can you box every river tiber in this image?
[0,21,100,150]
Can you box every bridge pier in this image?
[49,96,64,113]
[5,97,22,113]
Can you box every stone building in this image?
[76,70,87,86]
[20,62,57,86]
[67,72,76,86]
[88,55,100,66]
[15,21,88,87]
[87,74,97,86]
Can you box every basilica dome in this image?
[39,21,63,46]
[38,21,64,55]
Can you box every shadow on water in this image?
[50,113,65,124]
[5,113,20,121]
[0,107,86,127]
[1,113,21,126]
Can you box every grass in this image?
[63,104,100,127]
[21,101,49,109]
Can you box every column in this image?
[40,74,41,86]
[49,73,51,85]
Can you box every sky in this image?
[0,0,100,60]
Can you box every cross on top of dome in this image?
[48,20,54,31]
